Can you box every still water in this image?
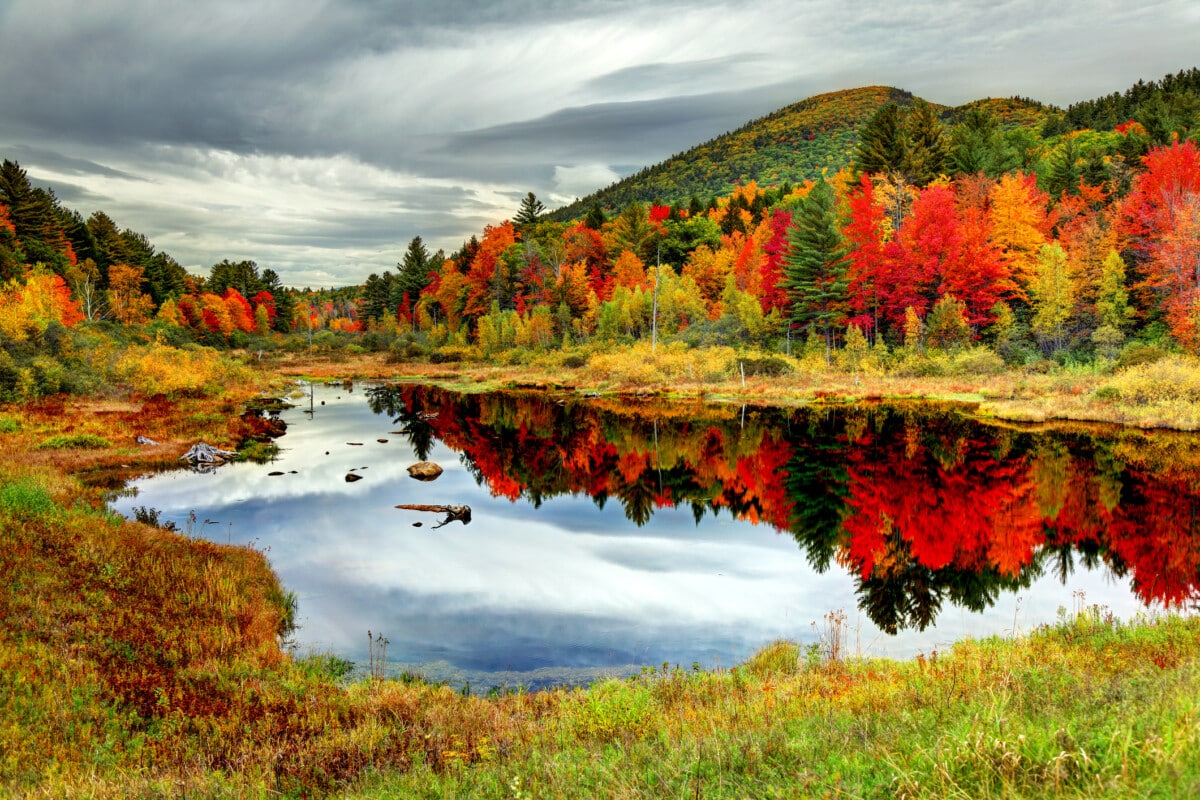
[112,382,1196,690]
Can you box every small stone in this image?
[268,471,285,476]
[345,473,363,482]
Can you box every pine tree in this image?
[854,104,906,179]
[902,100,950,187]
[513,192,546,229]
[397,235,432,307]
[781,180,847,359]
[584,204,606,231]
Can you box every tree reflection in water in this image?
[366,384,1200,633]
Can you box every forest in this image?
[1,68,1199,401]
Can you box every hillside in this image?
[549,87,1053,219]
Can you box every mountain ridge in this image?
[548,85,1054,219]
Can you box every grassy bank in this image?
[345,610,1200,799]
[3,352,1200,798]
[268,343,1200,431]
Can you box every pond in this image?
[112,382,1199,691]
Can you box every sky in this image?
[2,1,1198,288]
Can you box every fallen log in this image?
[395,503,472,528]
[180,442,237,465]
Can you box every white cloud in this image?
[550,163,622,204]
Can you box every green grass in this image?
[0,416,19,433]
[35,433,112,450]
[333,611,1200,800]
[0,478,56,519]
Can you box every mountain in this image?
[549,86,1053,220]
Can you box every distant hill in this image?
[549,87,1053,220]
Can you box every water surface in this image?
[113,383,1198,689]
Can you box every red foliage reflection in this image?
[368,386,1200,629]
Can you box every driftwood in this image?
[180,442,237,465]
[395,503,472,528]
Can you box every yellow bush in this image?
[114,342,244,396]
[1097,356,1200,405]
[584,342,738,385]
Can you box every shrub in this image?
[114,342,239,396]
[1116,342,1166,370]
[36,433,112,450]
[739,356,794,377]
[947,347,1006,376]
[0,416,18,433]
[1096,356,1200,404]
[561,354,588,369]
[0,479,55,519]
[429,348,464,364]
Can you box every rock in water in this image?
[407,462,444,481]
[345,473,363,482]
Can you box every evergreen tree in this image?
[0,160,71,272]
[513,191,546,229]
[1045,138,1082,197]
[854,104,906,178]
[902,100,950,186]
[262,268,293,332]
[208,259,263,297]
[86,211,130,278]
[144,252,188,305]
[949,107,1017,177]
[584,203,606,230]
[360,271,393,323]
[396,235,433,311]
[781,180,847,358]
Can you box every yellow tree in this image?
[107,263,154,325]
[989,172,1052,294]
[1030,243,1075,354]
[681,244,735,317]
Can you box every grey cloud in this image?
[582,54,769,97]
[5,145,142,181]
[436,83,803,171]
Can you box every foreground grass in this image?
[336,611,1200,800]
[3,354,1200,798]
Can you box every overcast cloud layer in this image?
[2,1,1197,287]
